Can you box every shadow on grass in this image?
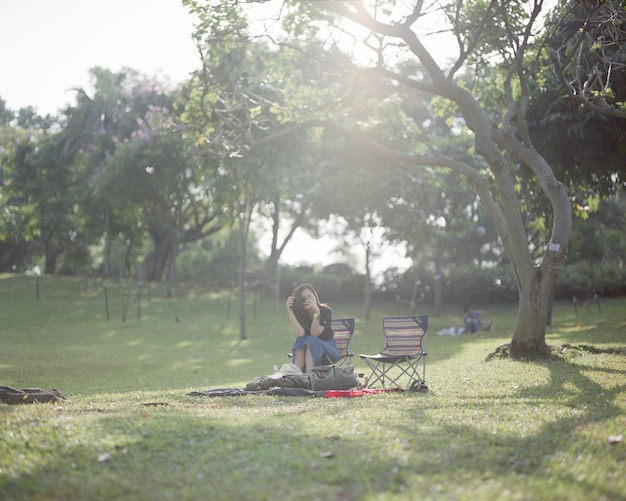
[0,370,626,501]
[400,354,626,499]
[3,350,625,501]
[1,398,432,500]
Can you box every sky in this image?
[0,0,198,115]
[0,0,412,275]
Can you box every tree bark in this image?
[43,233,57,274]
[238,227,248,341]
[104,205,111,277]
[144,232,173,282]
[259,198,304,289]
[434,237,443,316]
[165,239,178,298]
[363,242,372,320]
[511,268,550,356]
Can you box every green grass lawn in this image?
[1,273,625,501]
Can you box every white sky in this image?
[0,0,198,115]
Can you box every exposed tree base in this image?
[0,386,66,405]
[486,343,514,361]
[486,343,626,361]
[485,342,550,361]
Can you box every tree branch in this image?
[248,118,515,261]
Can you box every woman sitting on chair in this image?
[286,283,339,373]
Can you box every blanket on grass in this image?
[187,387,403,398]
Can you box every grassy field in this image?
[1,273,625,501]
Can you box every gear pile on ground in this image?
[0,385,66,404]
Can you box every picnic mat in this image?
[187,387,403,398]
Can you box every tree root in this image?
[557,344,626,355]
[485,343,513,361]
[486,343,626,361]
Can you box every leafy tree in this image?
[522,1,626,212]
[0,98,14,125]
[97,102,221,296]
[568,191,626,264]
[59,67,219,288]
[60,68,169,275]
[0,103,59,271]
[3,134,84,273]
[15,106,50,130]
[184,0,327,338]
[226,0,583,357]
[546,0,626,119]
[313,137,406,319]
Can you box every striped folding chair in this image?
[359,315,428,391]
[330,317,355,366]
[287,318,356,366]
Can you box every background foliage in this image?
[1,0,625,312]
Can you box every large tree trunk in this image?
[454,87,573,358]
[165,240,178,298]
[511,269,550,356]
[510,239,568,357]
[144,232,173,282]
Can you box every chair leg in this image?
[364,360,404,389]
[363,357,427,390]
[363,359,386,388]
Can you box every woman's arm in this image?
[309,305,329,338]
[286,296,306,337]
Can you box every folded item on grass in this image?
[0,385,66,404]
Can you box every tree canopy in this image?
[1,0,625,352]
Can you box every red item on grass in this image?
[324,387,404,398]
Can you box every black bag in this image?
[309,364,360,391]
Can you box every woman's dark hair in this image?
[292,283,326,328]
[292,283,321,307]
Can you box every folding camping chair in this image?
[359,315,428,391]
[292,317,355,367]
[329,317,355,366]
[320,317,355,366]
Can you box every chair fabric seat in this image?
[359,315,428,391]
[360,353,423,364]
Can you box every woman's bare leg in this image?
[303,346,315,373]
[293,349,305,371]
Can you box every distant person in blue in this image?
[286,283,339,372]
[463,306,493,333]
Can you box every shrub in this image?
[278,267,364,303]
[556,261,626,299]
